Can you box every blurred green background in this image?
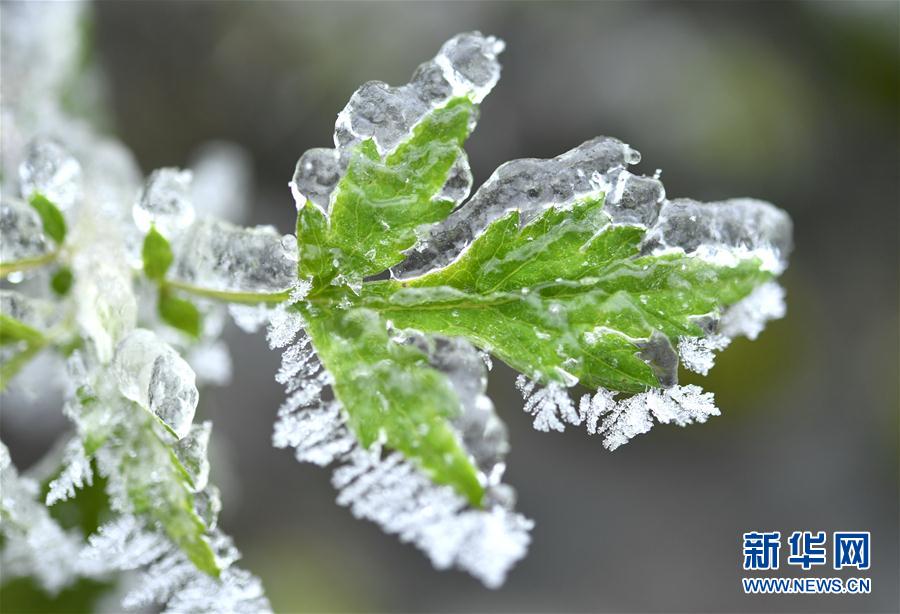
[2,1,898,612]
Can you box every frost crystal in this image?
[518,377,720,451]
[677,334,731,376]
[0,198,52,263]
[0,444,84,593]
[516,375,580,432]
[291,32,502,210]
[172,218,296,294]
[112,329,199,439]
[719,280,787,340]
[81,516,271,613]
[46,439,93,505]
[333,448,532,589]
[18,137,83,211]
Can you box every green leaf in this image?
[159,288,202,338]
[142,226,173,281]
[296,200,337,284]
[318,97,475,282]
[358,196,772,393]
[303,306,484,506]
[28,193,67,244]
[51,267,74,296]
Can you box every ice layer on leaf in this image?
[112,328,198,439]
[0,198,52,263]
[642,198,792,274]
[291,31,503,212]
[133,167,196,237]
[171,217,297,294]
[396,136,648,277]
[18,137,83,211]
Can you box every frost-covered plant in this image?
[1,5,792,610]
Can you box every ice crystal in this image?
[174,421,212,493]
[18,137,84,211]
[133,167,196,237]
[333,448,532,589]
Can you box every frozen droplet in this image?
[0,198,51,263]
[133,168,195,237]
[171,218,296,294]
[290,148,341,210]
[18,137,83,211]
[113,329,198,439]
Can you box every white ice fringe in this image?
[518,377,719,450]
[272,330,533,588]
[719,281,786,341]
[45,439,93,505]
[81,515,270,613]
[677,280,786,375]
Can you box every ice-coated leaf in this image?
[142,225,174,281]
[93,405,219,576]
[359,192,772,393]
[303,307,485,505]
[321,97,477,279]
[28,193,67,244]
[271,331,531,587]
[292,32,505,284]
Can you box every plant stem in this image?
[0,251,59,278]
[163,279,291,305]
